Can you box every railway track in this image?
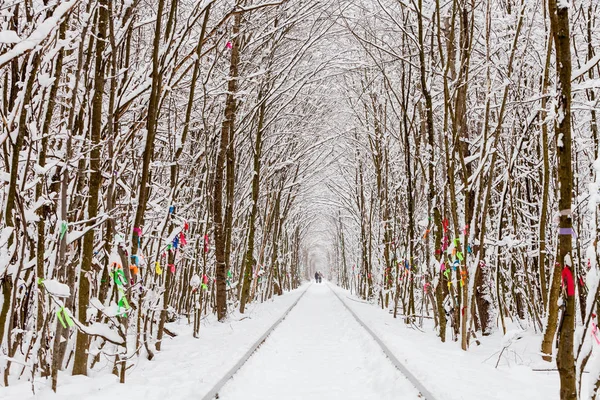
[202,283,437,400]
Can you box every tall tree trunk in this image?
[73,0,108,375]
[131,0,166,258]
[240,99,265,313]
[545,0,575,397]
[214,12,241,321]
[538,28,553,314]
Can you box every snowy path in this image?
[217,284,422,400]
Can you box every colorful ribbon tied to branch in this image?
[112,267,126,286]
[133,227,142,246]
[460,269,467,287]
[112,264,130,317]
[172,235,179,250]
[457,252,464,261]
[59,221,68,240]
[179,231,187,246]
[204,234,209,253]
[56,307,74,329]
[442,235,449,251]
[169,263,176,273]
[443,268,451,280]
[117,294,130,317]
[130,255,140,275]
[592,314,600,345]
[558,227,577,238]
[169,205,175,214]
[155,261,162,275]
[561,266,575,296]
[452,260,460,271]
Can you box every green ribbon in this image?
[112,269,126,286]
[443,269,451,280]
[57,307,74,329]
[60,221,68,240]
[116,285,130,317]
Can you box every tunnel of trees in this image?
[0,0,599,398]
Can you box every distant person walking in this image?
[314,271,322,283]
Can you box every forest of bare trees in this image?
[327,0,600,398]
[1,0,599,399]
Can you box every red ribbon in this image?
[442,219,449,233]
[561,267,575,296]
[203,234,210,253]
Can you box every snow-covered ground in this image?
[331,284,586,400]
[1,285,307,400]
[3,281,591,400]
[218,283,420,400]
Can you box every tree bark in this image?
[73,0,108,376]
[544,0,576,397]
[214,12,241,321]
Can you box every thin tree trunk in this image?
[72,0,108,376]
[214,12,241,321]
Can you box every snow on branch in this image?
[74,321,126,346]
[0,0,79,69]
[572,53,600,82]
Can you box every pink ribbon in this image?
[592,322,600,345]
